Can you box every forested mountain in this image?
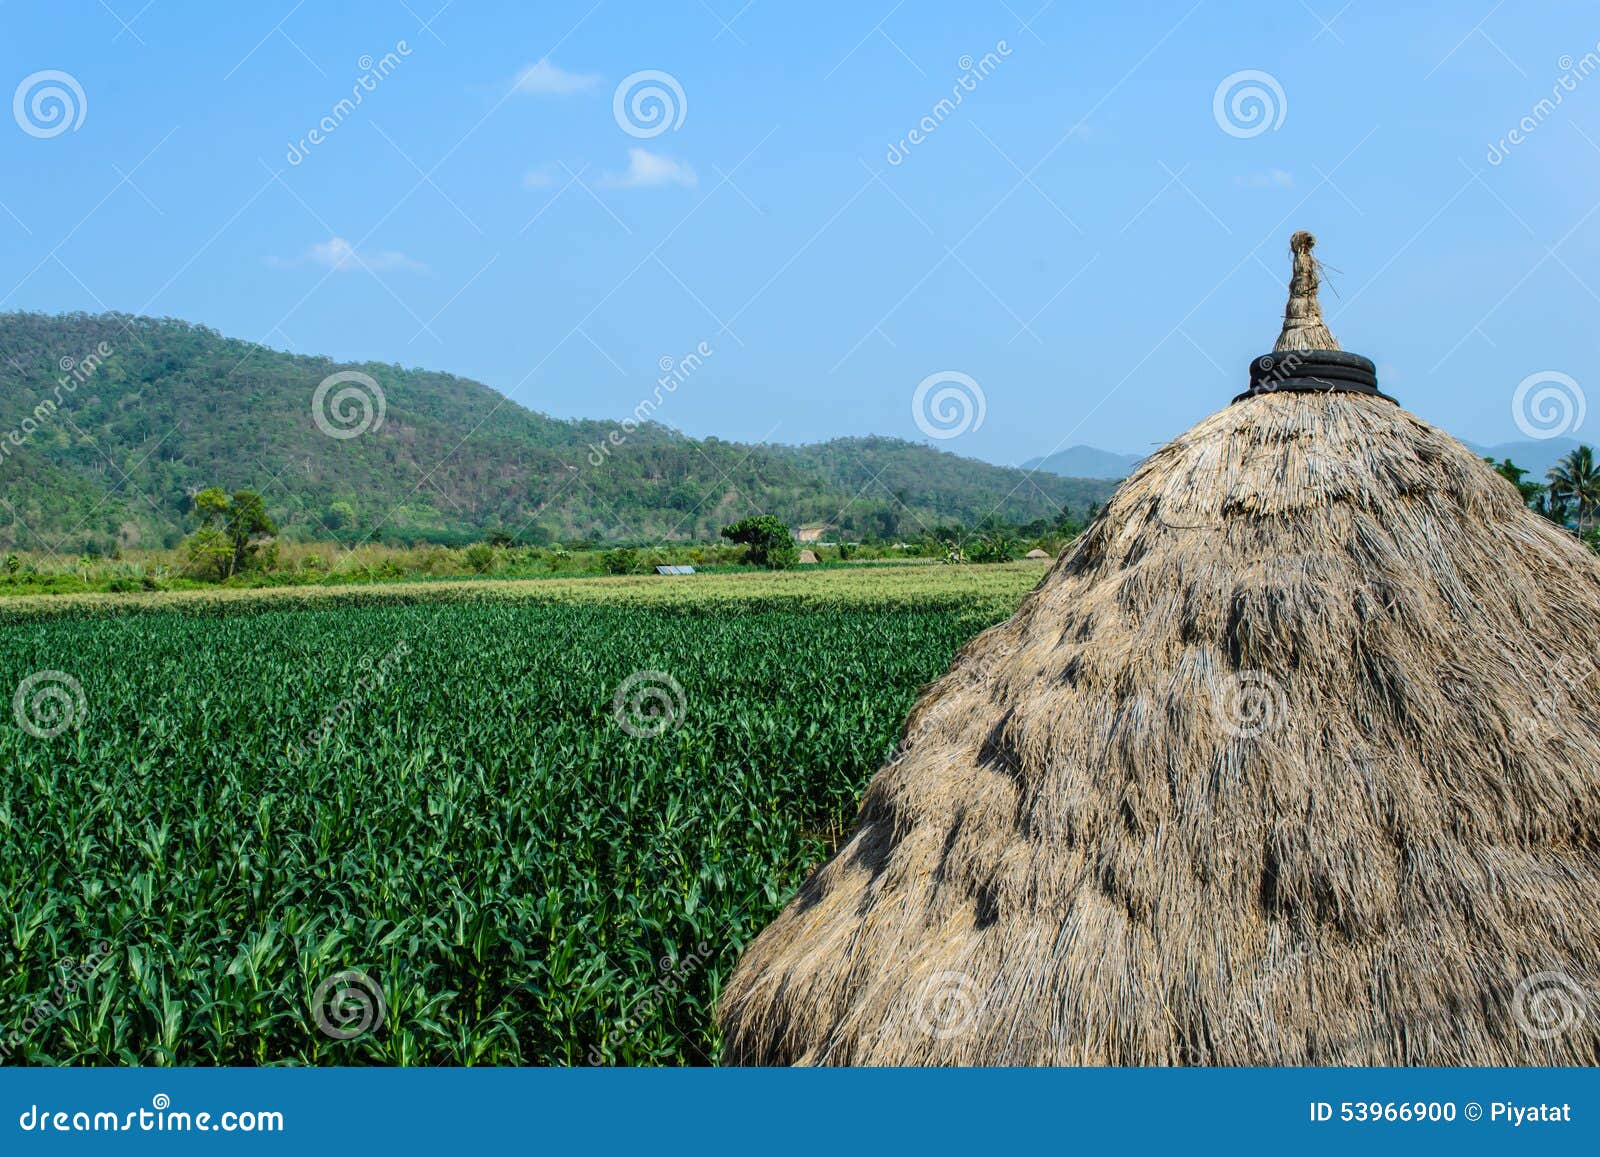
[1022,445,1145,480]
[0,312,1114,551]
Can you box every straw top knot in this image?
[1274,230,1340,353]
[1234,231,1392,404]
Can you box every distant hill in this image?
[1022,435,1591,486]
[1461,436,1585,481]
[0,312,1116,552]
[1022,445,1144,481]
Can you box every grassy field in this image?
[0,559,1043,622]
[0,563,1043,1065]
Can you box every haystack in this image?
[1024,548,1051,560]
[798,549,819,565]
[719,232,1600,1066]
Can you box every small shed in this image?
[654,565,696,575]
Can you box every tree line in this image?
[1490,446,1600,545]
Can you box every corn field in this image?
[0,570,1034,1064]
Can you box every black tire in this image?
[1254,366,1377,388]
[1250,350,1376,375]
[1250,357,1376,391]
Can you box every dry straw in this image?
[1275,230,1339,353]
[719,233,1600,1066]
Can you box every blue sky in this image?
[3,0,1599,465]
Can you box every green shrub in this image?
[720,516,798,570]
[601,547,640,575]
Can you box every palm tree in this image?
[1547,446,1600,535]
[1489,458,1544,506]
[1489,458,1566,524]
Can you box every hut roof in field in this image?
[1024,548,1051,560]
[718,232,1600,1067]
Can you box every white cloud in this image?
[266,237,427,274]
[308,237,361,269]
[1235,169,1294,189]
[514,59,600,95]
[600,148,697,189]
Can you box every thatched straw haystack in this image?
[719,232,1600,1066]
[1024,548,1051,560]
